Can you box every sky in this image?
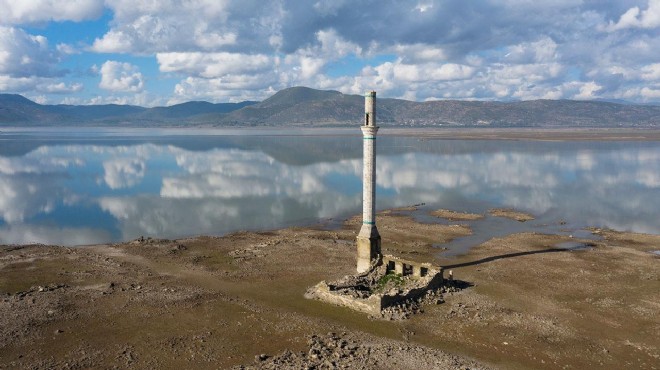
[0,0,659,107]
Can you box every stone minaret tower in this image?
[356,91,382,273]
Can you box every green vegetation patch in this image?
[374,271,405,292]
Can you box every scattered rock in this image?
[234,332,491,369]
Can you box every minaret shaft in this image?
[361,126,377,225]
[356,91,381,273]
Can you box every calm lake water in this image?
[1,128,658,247]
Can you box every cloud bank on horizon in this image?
[0,0,659,106]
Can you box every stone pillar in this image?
[394,261,403,275]
[357,91,382,273]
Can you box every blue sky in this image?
[0,0,659,106]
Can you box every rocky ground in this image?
[234,331,490,370]
[1,207,658,369]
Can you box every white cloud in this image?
[641,87,660,98]
[99,61,144,92]
[170,76,276,104]
[641,63,660,80]
[329,57,567,102]
[392,62,475,82]
[606,0,660,31]
[313,0,349,16]
[37,82,84,94]
[90,30,133,54]
[391,44,448,63]
[56,43,78,55]
[4,0,660,104]
[316,29,362,58]
[194,30,237,50]
[105,0,231,23]
[159,28,364,103]
[83,92,160,106]
[298,57,325,80]
[414,1,434,13]
[504,37,558,64]
[0,26,60,78]
[157,52,273,78]
[91,0,266,54]
[0,75,40,91]
[573,81,603,99]
[0,0,103,24]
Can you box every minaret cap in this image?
[364,91,376,127]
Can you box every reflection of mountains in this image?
[2,134,653,166]
[0,135,360,164]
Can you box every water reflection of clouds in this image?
[0,224,111,246]
[0,155,84,175]
[103,158,146,189]
[393,148,660,233]
[161,149,355,199]
[0,140,658,245]
[99,196,243,239]
[0,173,66,223]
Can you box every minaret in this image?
[356,91,382,273]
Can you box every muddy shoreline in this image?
[1,206,658,369]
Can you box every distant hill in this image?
[0,95,257,126]
[1,87,659,127]
[54,104,146,121]
[219,87,363,125]
[136,101,257,121]
[0,94,62,123]
[215,87,660,127]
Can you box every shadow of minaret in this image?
[441,247,577,270]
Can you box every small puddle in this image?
[435,215,535,257]
[650,250,660,256]
[319,204,606,258]
[426,209,603,258]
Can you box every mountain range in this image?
[1,86,659,127]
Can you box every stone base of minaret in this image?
[356,224,382,273]
[305,253,446,320]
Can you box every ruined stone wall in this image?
[305,281,382,316]
[305,257,444,318]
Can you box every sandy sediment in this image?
[488,208,535,222]
[1,208,658,369]
[432,209,484,221]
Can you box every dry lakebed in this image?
[1,206,659,369]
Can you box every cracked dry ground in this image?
[1,208,659,369]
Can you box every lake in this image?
[1,128,658,248]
